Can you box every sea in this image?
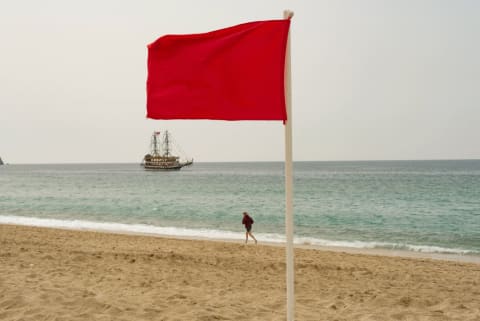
[1,160,479,260]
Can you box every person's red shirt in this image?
[242,215,254,229]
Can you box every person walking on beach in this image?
[242,212,257,244]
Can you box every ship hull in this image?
[143,164,184,171]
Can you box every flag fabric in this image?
[146,19,290,121]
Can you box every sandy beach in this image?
[1,224,479,321]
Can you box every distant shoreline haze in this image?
[4,158,480,165]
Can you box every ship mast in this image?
[151,132,161,156]
[163,131,171,156]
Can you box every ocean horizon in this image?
[1,160,479,260]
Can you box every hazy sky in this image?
[1,0,479,163]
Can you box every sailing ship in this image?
[141,131,193,170]
[0,157,3,165]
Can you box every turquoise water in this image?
[1,160,479,256]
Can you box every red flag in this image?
[146,19,290,121]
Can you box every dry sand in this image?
[1,224,479,321]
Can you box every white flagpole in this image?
[283,9,295,321]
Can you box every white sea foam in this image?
[293,236,479,256]
[0,215,245,240]
[1,215,478,257]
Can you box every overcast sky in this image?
[1,0,479,164]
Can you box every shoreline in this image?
[107,230,480,265]
[1,222,479,265]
